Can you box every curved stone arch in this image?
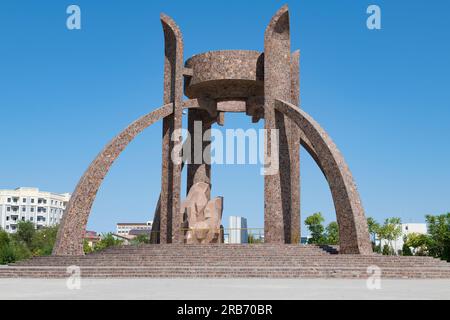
[53,100,203,256]
[274,99,373,255]
[159,13,185,244]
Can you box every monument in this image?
[182,182,224,244]
[52,5,372,256]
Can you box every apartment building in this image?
[0,187,71,233]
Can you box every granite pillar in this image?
[186,109,212,197]
[159,14,184,244]
[263,5,294,243]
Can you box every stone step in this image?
[90,249,331,255]
[92,245,331,251]
[12,263,450,270]
[2,266,450,279]
[13,256,449,265]
[3,244,450,279]
[17,255,447,262]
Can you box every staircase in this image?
[1,244,450,279]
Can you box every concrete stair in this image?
[1,244,450,279]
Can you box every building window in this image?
[31,207,34,212]
[31,199,34,204]
[21,217,25,221]
[22,207,26,212]
[30,217,33,221]
[7,198,11,203]
[22,198,26,203]
[6,207,10,212]
[6,216,9,221]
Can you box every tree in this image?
[0,229,13,264]
[94,233,124,252]
[367,217,381,252]
[404,232,430,256]
[0,226,33,264]
[83,239,93,254]
[382,244,394,256]
[305,213,326,244]
[13,221,35,248]
[378,217,402,255]
[0,229,10,247]
[367,217,380,244]
[0,244,16,265]
[30,225,59,256]
[426,213,450,261]
[402,242,413,256]
[248,233,263,244]
[131,234,151,245]
[325,222,339,245]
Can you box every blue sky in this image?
[0,0,449,234]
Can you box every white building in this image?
[229,216,248,244]
[116,221,153,238]
[380,223,428,253]
[0,187,71,233]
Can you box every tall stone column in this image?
[264,6,300,243]
[159,14,184,244]
[186,109,212,197]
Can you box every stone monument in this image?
[52,5,372,256]
[182,182,223,244]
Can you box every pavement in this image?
[0,278,449,300]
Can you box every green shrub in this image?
[0,244,16,264]
[83,240,93,254]
[382,244,394,255]
[402,243,413,256]
[0,229,10,247]
[131,234,150,245]
[94,233,124,252]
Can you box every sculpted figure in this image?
[181,182,223,244]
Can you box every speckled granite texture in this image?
[263,5,296,244]
[52,103,173,255]
[275,99,372,254]
[185,50,264,100]
[159,14,184,244]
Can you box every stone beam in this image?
[289,50,301,243]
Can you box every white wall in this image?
[380,223,427,253]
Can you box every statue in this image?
[181,182,223,244]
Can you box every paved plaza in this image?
[1,278,449,300]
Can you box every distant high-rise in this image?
[229,216,248,244]
[0,187,70,233]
